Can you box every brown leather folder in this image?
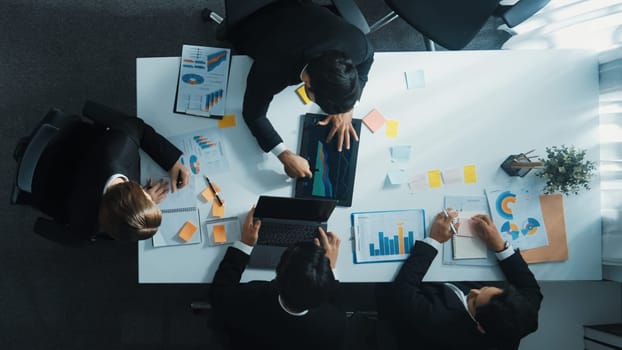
[520,194,568,263]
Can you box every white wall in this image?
[520,281,621,350]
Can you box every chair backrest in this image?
[331,0,371,34]
[385,0,500,50]
[218,0,279,40]
[17,124,59,193]
[16,108,74,193]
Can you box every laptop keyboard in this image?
[257,221,319,247]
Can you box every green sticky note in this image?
[428,170,442,188]
[464,165,477,184]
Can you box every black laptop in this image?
[248,196,338,269]
[295,113,362,207]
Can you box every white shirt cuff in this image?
[421,237,442,252]
[495,243,515,261]
[233,240,254,255]
[332,268,339,280]
[270,143,288,157]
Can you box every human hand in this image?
[168,160,191,193]
[241,206,261,246]
[144,178,169,204]
[313,227,340,268]
[429,210,459,243]
[277,150,312,178]
[317,110,359,152]
[471,215,505,251]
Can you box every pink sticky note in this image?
[363,109,386,133]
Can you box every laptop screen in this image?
[254,196,338,222]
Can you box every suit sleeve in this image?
[499,252,543,334]
[209,246,251,306]
[356,52,374,92]
[242,60,290,152]
[389,240,437,323]
[82,100,182,171]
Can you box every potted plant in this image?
[537,145,596,195]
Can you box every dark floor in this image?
[0,1,508,348]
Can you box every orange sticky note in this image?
[218,114,236,128]
[362,109,386,133]
[385,119,399,138]
[212,199,225,217]
[464,165,477,184]
[428,169,442,188]
[200,183,221,202]
[213,224,227,243]
[177,221,198,242]
[295,85,311,105]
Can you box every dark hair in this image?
[305,50,360,114]
[276,242,337,311]
[475,285,538,341]
[98,181,162,241]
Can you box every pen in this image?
[204,175,224,206]
[442,208,458,235]
[176,169,183,187]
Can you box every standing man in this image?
[209,207,345,350]
[226,0,374,178]
[380,212,543,350]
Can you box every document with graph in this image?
[174,45,231,118]
[351,209,426,264]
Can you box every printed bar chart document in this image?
[174,45,231,118]
[352,209,425,263]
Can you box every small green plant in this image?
[537,145,596,195]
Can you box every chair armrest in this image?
[331,0,370,34]
[498,0,550,28]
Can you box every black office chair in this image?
[11,105,116,244]
[364,0,551,50]
[12,108,76,206]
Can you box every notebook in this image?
[295,113,362,207]
[152,207,201,248]
[248,196,338,269]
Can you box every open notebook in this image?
[152,207,201,248]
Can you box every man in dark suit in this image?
[227,0,374,178]
[209,207,346,350]
[380,212,543,350]
[28,101,191,244]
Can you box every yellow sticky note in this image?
[178,221,198,242]
[200,183,221,202]
[213,224,227,244]
[212,199,225,218]
[218,114,236,128]
[428,170,442,188]
[295,85,311,105]
[464,165,477,184]
[386,119,399,138]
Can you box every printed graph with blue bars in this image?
[352,209,425,263]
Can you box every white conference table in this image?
[137,50,601,283]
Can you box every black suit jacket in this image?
[228,1,374,152]
[209,247,346,350]
[31,102,182,244]
[382,241,543,350]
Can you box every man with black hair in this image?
[227,0,374,179]
[380,212,542,350]
[209,207,345,350]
